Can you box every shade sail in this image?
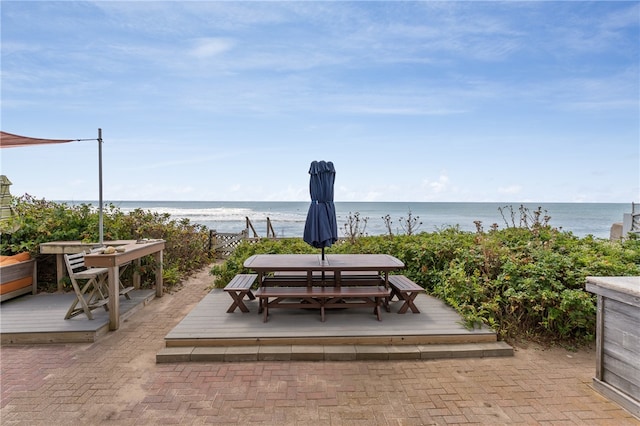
[0,131,75,148]
[0,129,105,244]
[303,161,338,259]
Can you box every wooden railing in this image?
[245,216,276,238]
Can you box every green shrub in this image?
[212,224,640,344]
[210,238,316,285]
[1,195,212,290]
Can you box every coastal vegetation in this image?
[212,207,640,345]
[3,195,638,345]
[0,195,212,289]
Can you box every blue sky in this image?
[1,1,638,203]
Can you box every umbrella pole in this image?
[98,128,103,246]
[321,247,326,282]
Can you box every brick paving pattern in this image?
[1,267,638,425]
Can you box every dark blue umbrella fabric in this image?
[303,160,338,259]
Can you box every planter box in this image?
[586,276,640,419]
[0,258,37,302]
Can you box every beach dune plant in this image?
[382,210,423,236]
[342,211,368,243]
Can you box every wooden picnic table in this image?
[243,254,405,322]
[85,240,165,330]
[243,253,405,288]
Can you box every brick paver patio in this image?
[1,266,638,425]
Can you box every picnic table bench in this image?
[254,286,390,322]
[388,275,424,314]
[268,271,383,287]
[223,274,257,313]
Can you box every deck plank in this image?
[1,288,499,348]
[0,290,156,344]
[164,289,496,346]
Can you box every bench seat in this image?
[223,274,257,313]
[388,275,424,314]
[254,286,390,322]
[262,276,385,287]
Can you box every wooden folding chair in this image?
[64,252,109,319]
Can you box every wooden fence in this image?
[209,217,276,258]
[209,216,348,258]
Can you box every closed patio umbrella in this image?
[0,175,20,233]
[303,160,338,261]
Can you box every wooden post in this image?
[108,265,120,330]
[245,217,259,238]
[209,230,217,257]
[155,249,163,297]
[267,217,276,238]
[595,294,603,380]
[133,258,141,289]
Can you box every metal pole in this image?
[98,128,103,245]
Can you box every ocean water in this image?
[93,201,631,240]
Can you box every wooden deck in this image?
[0,290,156,344]
[1,287,512,362]
[164,289,498,348]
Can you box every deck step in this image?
[156,341,513,363]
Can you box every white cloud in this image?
[422,174,450,194]
[189,38,234,59]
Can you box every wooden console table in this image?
[85,240,165,330]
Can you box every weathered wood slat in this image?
[602,353,640,398]
[0,259,37,302]
[586,276,640,417]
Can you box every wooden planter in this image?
[0,259,37,302]
[586,276,640,419]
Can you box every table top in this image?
[39,240,136,254]
[243,253,404,272]
[586,276,640,298]
[84,240,165,268]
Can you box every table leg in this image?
[133,258,141,289]
[375,297,382,321]
[263,297,269,322]
[56,254,65,292]
[154,250,163,297]
[108,265,120,330]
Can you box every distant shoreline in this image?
[56,200,630,240]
